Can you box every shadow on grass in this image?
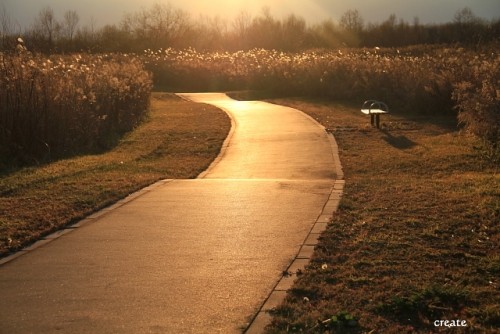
[381,130,418,150]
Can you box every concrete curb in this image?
[270,101,344,180]
[244,180,344,334]
[0,179,174,267]
[244,115,345,333]
[328,133,344,180]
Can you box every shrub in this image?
[452,55,499,157]
[0,51,152,165]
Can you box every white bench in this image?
[361,100,389,129]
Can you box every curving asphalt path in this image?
[0,93,338,333]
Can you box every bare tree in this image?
[281,14,306,51]
[124,2,191,49]
[454,7,480,25]
[89,16,98,40]
[232,10,251,36]
[0,3,22,49]
[199,15,228,50]
[453,7,484,44]
[339,9,364,33]
[63,10,79,41]
[339,9,364,46]
[247,7,282,49]
[32,6,61,47]
[230,10,252,49]
[1,3,11,49]
[73,17,99,52]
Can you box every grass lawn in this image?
[0,93,230,257]
[264,98,499,333]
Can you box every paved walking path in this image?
[0,93,339,333]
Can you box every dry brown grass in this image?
[0,52,152,163]
[0,93,230,256]
[265,98,499,333]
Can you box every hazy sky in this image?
[3,0,500,30]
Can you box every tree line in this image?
[1,3,499,53]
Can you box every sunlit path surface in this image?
[180,93,336,181]
[0,93,337,333]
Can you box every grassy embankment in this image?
[0,93,230,257]
[262,98,498,333]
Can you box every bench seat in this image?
[361,108,388,115]
[361,100,389,128]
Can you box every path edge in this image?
[1,93,235,266]
[175,93,237,179]
[0,179,174,267]
[244,110,345,333]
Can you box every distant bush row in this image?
[4,4,498,53]
[0,52,152,165]
[143,45,499,151]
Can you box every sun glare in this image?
[178,0,320,20]
[188,0,250,17]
